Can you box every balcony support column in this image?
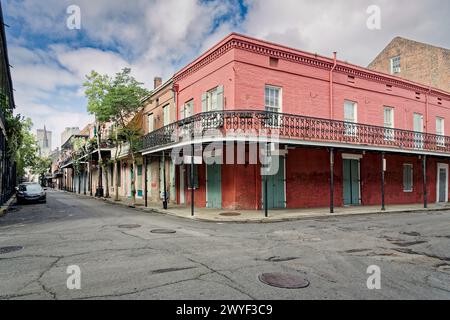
[381,152,385,211]
[329,148,334,214]
[162,151,168,210]
[191,143,195,217]
[423,155,427,208]
[144,155,148,207]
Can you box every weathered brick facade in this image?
[368,37,450,93]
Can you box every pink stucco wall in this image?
[174,33,449,134]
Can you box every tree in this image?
[104,68,149,206]
[31,157,52,185]
[84,71,112,197]
[5,115,38,179]
[72,137,88,194]
[83,68,149,205]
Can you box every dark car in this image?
[16,183,47,204]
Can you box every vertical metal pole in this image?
[191,143,194,216]
[89,160,93,196]
[162,152,168,209]
[423,155,427,208]
[144,156,148,207]
[264,175,268,217]
[330,148,334,214]
[263,143,269,218]
[381,152,385,211]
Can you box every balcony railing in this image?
[141,110,450,155]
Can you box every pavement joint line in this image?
[60,189,450,224]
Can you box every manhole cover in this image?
[0,246,23,254]
[118,224,141,229]
[219,212,241,217]
[150,229,176,234]
[258,272,309,289]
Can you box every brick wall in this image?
[368,37,450,93]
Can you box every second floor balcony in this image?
[141,110,450,157]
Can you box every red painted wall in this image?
[286,148,343,208]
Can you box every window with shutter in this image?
[384,107,394,141]
[403,164,413,192]
[344,100,357,136]
[436,117,445,147]
[148,113,154,132]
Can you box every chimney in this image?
[154,76,162,89]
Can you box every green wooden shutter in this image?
[216,85,224,111]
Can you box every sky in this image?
[3,0,450,147]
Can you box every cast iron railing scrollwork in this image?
[141,110,450,154]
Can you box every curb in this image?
[66,190,450,224]
[0,195,16,217]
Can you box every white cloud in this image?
[242,0,450,65]
[4,0,449,149]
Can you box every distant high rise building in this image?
[36,126,52,157]
[61,127,81,148]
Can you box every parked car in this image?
[16,183,47,204]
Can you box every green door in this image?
[343,159,360,205]
[206,164,222,208]
[263,156,286,209]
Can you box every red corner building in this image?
[141,33,450,212]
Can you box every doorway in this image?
[262,156,286,209]
[206,164,222,208]
[343,158,360,205]
[437,163,448,203]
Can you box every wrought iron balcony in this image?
[141,110,450,155]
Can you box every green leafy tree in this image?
[72,137,88,194]
[31,157,52,185]
[84,71,112,197]
[84,68,149,205]
[5,115,38,179]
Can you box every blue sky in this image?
[3,0,449,147]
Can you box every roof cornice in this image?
[174,33,450,99]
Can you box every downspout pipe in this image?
[329,52,337,119]
[425,86,432,133]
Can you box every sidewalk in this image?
[0,195,16,217]
[62,189,450,223]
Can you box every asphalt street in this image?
[0,190,449,299]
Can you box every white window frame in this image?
[390,56,401,74]
[184,100,194,119]
[403,163,413,192]
[264,85,282,128]
[413,113,424,149]
[344,100,358,136]
[163,104,170,126]
[206,87,218,112]
[264,85,282,113]
[383,106,395,141]
[147,113,154,132]
[436,117,445,147]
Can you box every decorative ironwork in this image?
[141,110,450,154]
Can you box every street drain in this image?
[258,272,309,289]
[0,246,23,254]
[118,224,141,229]
[219,212,241,216]
[150,229,176,234]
